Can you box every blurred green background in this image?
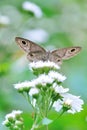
[0,0,87,130]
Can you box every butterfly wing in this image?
[49,53,62,65]
[50,47,81,65]
[15,37,82,63]
[15,37,46,62]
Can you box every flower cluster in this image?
[3,61,84,130]
[14,61,84,114]
[2,110,24,129]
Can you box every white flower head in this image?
[5,110,22,120]
[49,71,66,82]
[53,83,69,94]
[29,74,53,87]
[0,15,10,25]
[2,119,9,125]
[5,113,15,120]
[29,61,60,70]
[29,88,39,96]
[62,93,84,114]
[12,110,23,116]
[33,74,53,86]
[15,120,23,126]
[14,81,34,92]
[64,98,72,106]
[22,1,43,18]
[2,110,23,128]
[53,93,84,114]
[23,29,49,43]
[14,74,53,93]
[53,100,62,112]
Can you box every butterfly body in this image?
[27,51,50,62]
[15,37,81,65]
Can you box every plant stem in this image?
[23,92,35,110]
[54,110,65,122]
[30,114,39,130]
[46,125,48,130]
[27,93,34,108]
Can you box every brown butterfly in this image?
[15,37,81,65]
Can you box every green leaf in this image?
[42,117,53,125]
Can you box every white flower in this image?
[2,110,23,127]
[12,110,23,116]
[14,74,53,91]
[15,120,23,126]
[23,29,49,43]
[14,81,34,90]
[22,1,43,18]
[29,88,39,96]
[2,110,23,126]
[33,74,53,86]
[53,93,84,114]
[53,83,69,94]
[2,119,9,125]
[5,113,15,120]
[48,71,66,82]
[53,100,62,112]
[64,98,72,106]
[29,61,60,70]
[62,93,84,114]
[24,74,53,88]
[0,15,10,25]
[5,110,23,120]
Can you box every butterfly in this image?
[15,37,81,65]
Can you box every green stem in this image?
[54,110,65,122]
[45,99,48,117]
[30,114,39,130]
[44,88,51,117]
[48,101,54,111]
[46,125,49,130]
[22,92,35,110]
[27,92,35,109]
